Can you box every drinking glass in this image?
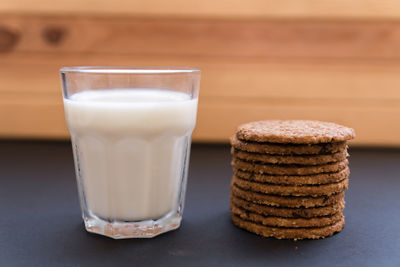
[60,66,200,238]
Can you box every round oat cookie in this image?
[231,214,345,240]
[230,204,343,228]
[231,184,344,208]
[233,167,349,185]
[230,194,345,218]
[232,176,348,197]
[236,120,355,144]
[232,158,348,176]
[231,147,348,165]
[231,135,348,155]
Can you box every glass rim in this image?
[60,66,201,74]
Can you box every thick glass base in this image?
[83,212,182,239]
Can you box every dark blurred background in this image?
[1,0,399,145]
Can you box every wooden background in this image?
[1,1,400,145]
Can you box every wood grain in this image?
[1,91,399,145]
[1,52,400,145]
[1,14,400,144]
[2,52,400,100]
[2,15,400,59]
[1,0,399,19]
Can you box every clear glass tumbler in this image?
[60,67,200,239]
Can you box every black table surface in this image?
[1,141,400,267]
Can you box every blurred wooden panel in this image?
[1,52,400,145]
[1,89,400,145]
[2,15,400,59]
[0,94,64,138]
[1,14,400,145]
[2,53,400,101]
[0,0,400,19]
[198,98,400,145]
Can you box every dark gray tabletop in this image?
[1,141,400,267]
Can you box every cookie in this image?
[232,158,348,176]
[232,175,348,197]
[231,184,344,208]
[236,120,355,144]
[233,167,350,185]
[230,194,345,218]
[231,135,348,155]
[231,214,345,240]
[231,147,348,165]
[231,204,343,228]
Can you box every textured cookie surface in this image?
[236,120,355,144]
[231,214,345,240]
[232,158,348,175]
[231,204,343,228]
[232,176,348,197]
[231,135,348,155]
[232,148,348,165]
[231,184,345,208]
[230,194,345,218]
[234,167,349,185]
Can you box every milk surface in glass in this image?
[64,89,197,221]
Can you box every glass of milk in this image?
[60,67,200,239]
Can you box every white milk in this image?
[64,89,198,221]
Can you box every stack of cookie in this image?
[230,120,355,240]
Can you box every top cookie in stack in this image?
[230,120,355,240]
